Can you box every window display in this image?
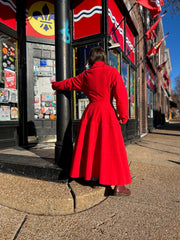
[33,57,56,120]
[0,32,18,121]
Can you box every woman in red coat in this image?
[52,47,132,196]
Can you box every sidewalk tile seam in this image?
[12,215,28,240]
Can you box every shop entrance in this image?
[26,43,56,143]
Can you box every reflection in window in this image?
[121,59,129,92]
[147,87,153,118]
[0,32,18,121]
[109,50,120,71]
[109,50,120,110]
[130,68,135,118]
[73,44,99,120]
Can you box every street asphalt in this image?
[0,120,179,240]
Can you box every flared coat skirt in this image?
[70,101,132,186]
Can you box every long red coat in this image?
[52,61,132,185]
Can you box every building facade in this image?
[0,1,172,158]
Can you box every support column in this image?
[54,0,73,177]
[16,0,28,146]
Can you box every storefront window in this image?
[147,87,153,118]
[0,32,18,121]
[109,50,120,71]
[146,66,154,119]
[147,87,150,117]
[73,44,99,120]
[130,68,135,118]
[121,59,129,92]
[33,58,56,120]
[109,50,120,110]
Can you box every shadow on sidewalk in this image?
[135,142,180,156]
[168,160,180,165]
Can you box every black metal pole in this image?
[102,0,109,53]
[54,0,73,177]
[111,2,137,36]
[16,0,28,147]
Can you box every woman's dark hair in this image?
[86,46,108,67]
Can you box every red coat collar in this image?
[91,61,106,69]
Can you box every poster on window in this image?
[4,69,16,89]
[0,88,9,103]
[8,89,17,103]
[78,98,89,119]
[2,42,16,73]
[0,106,11,120]
[11,107,18,119]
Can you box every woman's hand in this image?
[119,119,123,124]
[117,113,123,124]
[51,82,57,90]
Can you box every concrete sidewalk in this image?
[0,121,180,239]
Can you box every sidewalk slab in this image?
[0,173,74,215]
[0,205,26,240]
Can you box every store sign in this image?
[26,0,55,39]
[126,24,135,64]
[108,0,124,50]
[0,0,17,30]
[73,0,102,39]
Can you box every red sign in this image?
[73,0,102,39]
[0,0,17,30]
[126,24,135,64]
[5,69,16,89]
[108,0,124,50]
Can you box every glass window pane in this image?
[130,68,135,118]
[147,87,150,118]
[121,59,129,117]
[109,50,120,110]
[33,58,56,120]
[73,44,99,120]
[121,59,129,91]
[109,50,120,71]
[0,32,18,121]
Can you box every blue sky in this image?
[162,12,180,90]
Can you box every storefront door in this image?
[26,43,56,143]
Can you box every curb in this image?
[0,172,106,216]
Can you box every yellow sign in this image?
[28,1,55,36]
